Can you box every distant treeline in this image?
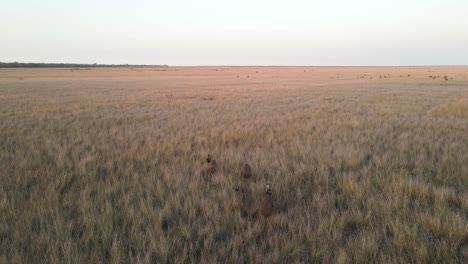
[0,62,168,68]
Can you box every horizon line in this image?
[1,61,468,68]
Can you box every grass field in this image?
[1,67,467,263]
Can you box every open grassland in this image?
[1,67,467,263]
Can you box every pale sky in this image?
[1,0,467,66]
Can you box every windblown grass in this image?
[0,67,467,263]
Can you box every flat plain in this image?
[1,67,467,263]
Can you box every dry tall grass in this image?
[1,67,467,263]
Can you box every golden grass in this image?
[0,67,467,263]
[433,96,468,119]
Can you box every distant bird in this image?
[201,154,217,176]
[232,186,244,210]
[259,183,273,217]
[240,160,252,179]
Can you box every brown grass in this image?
[0,67,467,263]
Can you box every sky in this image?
[1,0,467,66]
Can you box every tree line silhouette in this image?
[0,62,168,68]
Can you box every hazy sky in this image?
[1,0,467,65]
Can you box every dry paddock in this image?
[0,67,467,263]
